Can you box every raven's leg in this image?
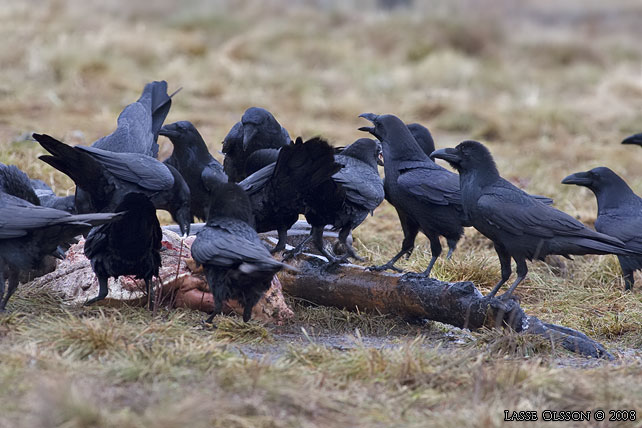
[85,276,109,306]
[0,270,18,312]
[487,245,512,298]
[623,269,634,291]
[241,289,264,322]
[499,257,527,300]
[205,268,226,325]
[270,228,289,253]
[618,256,635,291]
[145,277,155,311]
[368,219,418,273]
[333,227,364,261]
[445,237,458,260]
[310,226,343,264]
[282,234,312,261]
[404,233,442,279]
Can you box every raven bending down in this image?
[287,137,385,263]
[0,193,120,311]
[191,183,294,323]
[34,133,192,236]
[432,140,639,299]
[84,193,162,309]
[563,167,642,290]
[239,136,341,253]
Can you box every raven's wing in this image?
[477,181,590,238]
[238,163,275,195]
[397,164,461,206]
[83,223,110,259]
[597,211,642,252]
[191,224,283,270]
[0,194,115,239]
[77,146,174,191]
[92,102,155,156]
[332,160,384,212]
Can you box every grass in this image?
[2,0,642,426]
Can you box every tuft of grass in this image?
[210,317,274,344]
[470,328,555,359]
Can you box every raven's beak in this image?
[622,132,642,146]
[561,171,592,186]
[358,126,375,134]
[430,148,461,164]
[359,112,378,123]
[159,123,178,138]
[242,124,258,150]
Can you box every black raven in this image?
[0,192,121,311]
[431,140,639,299]
[160,121,227,221]
[93,80,177,157]
[34,133,192,236]
[190,183,293,323]
[359,113,466,277]
[222,107,291,182]
[84,192,161,309]
[287,137,385,263]
[562,167,642,290]
[239,136,341,253]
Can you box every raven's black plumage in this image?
[562,167,642,290]
[290,138,385,263]
[239,136,342,252]
[160,121,227,221]
[432,140,639,299]
[190,183,292,322]
[359,113,466,277]
[407,123,436,157]
[34,133,192,236]
[93,80,176,158]
[222,107,291,182]
[0,192,120,311]
[0,163,40,205]
[30,179,76,213]
[84,192,161,309]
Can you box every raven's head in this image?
[341,137,383,167]
[358,113,410,145]
[241,107,284,150]
[431,140,496,174]
[622,132,642,147]
[562,167,622,194]
[159,121,196,143]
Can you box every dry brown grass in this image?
[2,0,642,426]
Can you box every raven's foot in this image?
[323,254,351,270]
[282,246,305,261]
[400,271,431,281]
[497,292,519,303]
[333,242,365,262]
[84,296,105,306]
[367,263,403,273]
[270,244,285,254]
